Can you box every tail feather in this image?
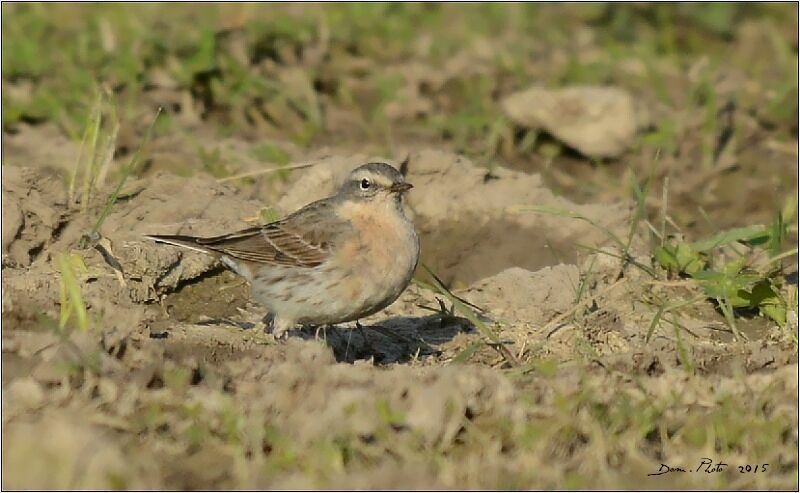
[145,234,253,279]
[143,234,218,256]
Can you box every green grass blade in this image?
[58,269,71,331]
[56,253,89,333]
[450,341,484,365]
[646,305,667,343]
[761,248,798,269]
[95,98,121,188]
[716,296,743,340]
[68,93,102,205]
[625,168,649,252]
[575,242,656,277]
[691,225,769,252]
[519,205,625,249]
[420,264,518,367]
[87,107,162,242]
[80,97,103,213]
[670,316,695,374]
[646,295,705,343]
[575,256,596,305]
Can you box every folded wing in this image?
[195,199,342,268]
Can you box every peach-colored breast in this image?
[333,198,419,317]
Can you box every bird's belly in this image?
[251,265,407,325]
[250,219,418,326]
[251,265,347,324]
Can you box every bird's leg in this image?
[355,320,376,355]
[254,312,274,334]
[314,325,332,342]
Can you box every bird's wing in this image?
[195,199,346,268]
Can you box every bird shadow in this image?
[193,311,476,364]
[293,313,475,364]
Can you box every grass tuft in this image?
[80,106,162,248]
[416,263,520,367]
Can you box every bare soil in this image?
[2,145,797,489]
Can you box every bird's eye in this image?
[360,178,371,190]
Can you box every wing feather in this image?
[193,199,345,268]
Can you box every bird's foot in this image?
[262,313,295,342]
[271,328,290,342]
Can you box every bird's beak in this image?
[389,182,413,194]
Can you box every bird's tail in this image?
[143,234,219,256]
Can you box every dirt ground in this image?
[2,149,797,489]
[2,4,798,490]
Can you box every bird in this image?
[145,162,420,339]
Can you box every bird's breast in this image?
[334,200,419,302]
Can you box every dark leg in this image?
[261,312,275,334]
[260,312,288,341]
[355,320,375,355]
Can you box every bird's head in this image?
[338,162,412,204]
